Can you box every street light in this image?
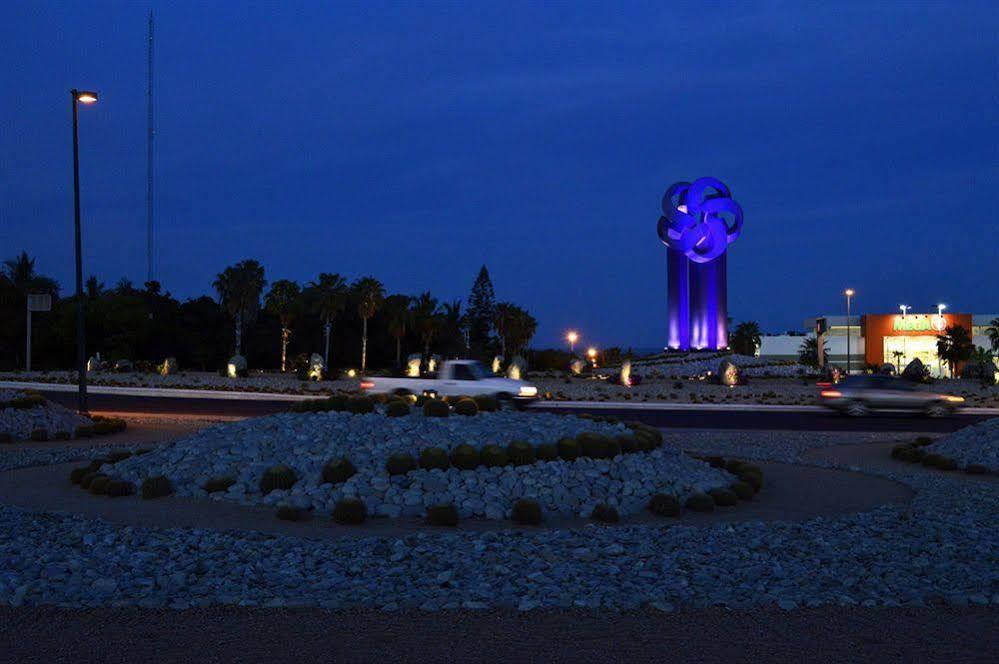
[566,330,579,355]
[71,88,98,413]
[586,347,598,369]
[936,303,947,377]
[844,289,855,374]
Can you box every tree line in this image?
[0,252,538,374]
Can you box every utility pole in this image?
[146,10,154,283]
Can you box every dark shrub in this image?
[426,503,459,526]
[507,440,536,466]
[92,417,127,435]
[481,444,509,468]
[327,394,349,412]
[891,444,913,460]
[10,394,46,409]
[473,395,500,412]
[322,457,357,484]
[423,399,450,418]
[106,480,136,497]
[450,444,480,470]
[141,475,173,499]
[709,488,738,506]
[89,476,112,495]
[79,471,103,489]
[0,432,11,444]
[685,493,715,512]
[291,399,322,413]
[69,466,90,484]
[921,454,944,468]
[419,447,450,471]
[738,470,763,492]
[277,505,305,521]
[346,396,375,414]
[591,503,619,523]
[332,497,367,524]
[934,456,957,471]
[204,476,236,493]
[706,455,726,468]
[603,437,622,458]
[913,436,934,447]
[386,453,416,475]
[260,465,297,494]
[638,426,664,447]
[536,443,558,461]
[386,399,410,417]
[453,398,479,416]
[53,430,71,441]
[557,437,580,461]
[106,450,133,463]
[648,494,681,517]
[965,464,989,475]
[577,432,606,458]
[730,481,755,500]
[617,436,638,454]
[30,428,48,442]
[75,425,94,438]
[511,499,543,525]
[724,459,745,474]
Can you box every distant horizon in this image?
[3,1,996,347]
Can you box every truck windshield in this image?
[451,362,484,381]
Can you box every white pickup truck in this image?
[359,360,539,402]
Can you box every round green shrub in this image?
[53,430,71,441]
[685,493,715,512]
[966,464,989,475]
[141,475,173,500]
[332,497,367,524]
[74,425,94,438]
[426,503,459,526]
[385,399,410,417]
[507,440,535,466]
[423,399,450,418]
[89,476,112,495]
[276,505,305,521]
[730,481,755,500]
[452,398,479,416]
[386,453,416,476]
[648,494,681,517]
[450,444,480,470]
[106,450,133,463]
[79,471,103,489]
[557,437,580,461]
[321,457,357,484]
[419,447,450,471]
[536,443,558,462]
[634,426,664,448]
[706,455,726,468]
[69,466,90,484]
[511,499,543,525]
[933,456,957,471]
[480,444,509,468]
[10,394,46,409]
[591,503,619,523]
[913,436,934,447]
[577,432,604,458]
[617,436,638,454]
[473,395,500,412]
[603,437,622,458]
[0,432,11,444]
[204,476,236,493]
[709,488,738,506]
[260,464,297,494]
[106,480,135,497]
[30,428,48,442]
[346,396,375,414]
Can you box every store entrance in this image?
[883,336,943,376]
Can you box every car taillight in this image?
[820,390,842,398]
[816,382,831,388]
[359,381,374,391]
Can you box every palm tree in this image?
[731,321,762,357]
[440,300,464,356]
[412,291,441,367]
[264,280,302,372]
[797,336,827,368]
[3,251,59,295]
[986,317,999,353]
[85,275,105,300]
[504,305,537,355]
[213,259,266,356]
[306,273,348,367]
[351,276,385,372]
[382,294,412,368]
[936,324,974,378]
[890,350,905,373]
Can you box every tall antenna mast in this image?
[146,10,154,283]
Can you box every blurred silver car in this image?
[818,375,964,417]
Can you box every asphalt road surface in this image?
[37,389,992,432]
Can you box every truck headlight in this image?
[518,386,538,397]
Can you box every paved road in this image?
[36,389,992,432]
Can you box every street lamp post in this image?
[844,289,855,374]
[71,89,98,414]
[936,303,947,377]
[566,330,579,356]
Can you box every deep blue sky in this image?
[2,1,996,347]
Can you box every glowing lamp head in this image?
[74,90,98,104]
[844,289,855,297]
[586,347,597,359]
[566,331,578,344]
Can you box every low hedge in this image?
[74,425,94,438]
[204,476,236,493]
[260,464,297,494]
[507,440,535,466]
[708,487,738,507]
[450,444,480,470]
[730,481,755,500]
[511,498,542,525]
[89,476,112,495]
[346,396,375,414]
[423,399,450,418]
[648,493,681,517]
[332,497,367,524]
[426,503,459,526]
[386,453,416,475]
[322,457,357,484]
[29,429,48,442]
[10,394,46,409]
[53,430,71,441]
[591,503,619,523]
[481,444,509,468]
[106,480,136,497]
[536,443,558,461]
[473,395,500,412]
[141,475,173,500]
[452,398,479,416]
[684,492,715,512]
[386,399,411,417]
[276,505,305,521]
[419,447,450,471]
[79,471,103,490]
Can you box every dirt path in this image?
[804,440,999,485]
[0,456,912,540]
[0,605,995,663]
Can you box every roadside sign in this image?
[27,294,51,312]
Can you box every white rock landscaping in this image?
[103,409,735,519]
[924,419,999,472]
[0,390,91,441]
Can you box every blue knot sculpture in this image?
[657,177,743,350]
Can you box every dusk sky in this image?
[2,1,996,348]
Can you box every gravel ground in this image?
[0,390,92,441]
[1,605,996,663]
[925,418,999,472]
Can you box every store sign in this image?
[893,315,944,332]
